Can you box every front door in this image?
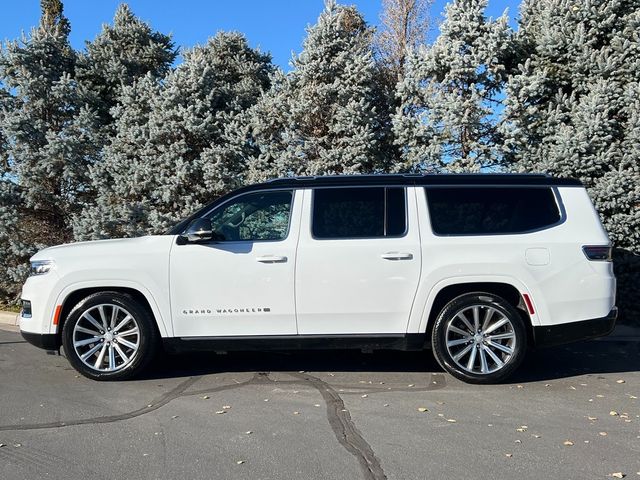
[296,186,422,335]
[169,189,301,337]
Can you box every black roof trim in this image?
[166,174,582,235]
[264,173,582,188]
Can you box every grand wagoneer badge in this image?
[182,307,271,315]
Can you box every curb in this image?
[0,310,18,326]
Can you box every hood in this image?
[30,236,176,262]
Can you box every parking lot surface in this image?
[0,326,638,480]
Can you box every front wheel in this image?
[432,292,527,384]
[62,292,158,381]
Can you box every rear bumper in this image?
[21,331,59,350]
[533,307,618,348]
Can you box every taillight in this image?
[582,245,612,261]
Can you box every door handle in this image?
[256,255,288,263]
[381,252,414,261]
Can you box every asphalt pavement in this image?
[0,324,638,480]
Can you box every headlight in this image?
[30,260,54,276]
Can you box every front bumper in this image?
[533,307,618,348]
[21,331,59,350]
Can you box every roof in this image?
[263,173,583,188]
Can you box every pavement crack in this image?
[291,372,387,480]
[0,376,200,432]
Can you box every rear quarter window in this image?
[425,187,561,235]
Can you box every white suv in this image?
[19,174,617,383]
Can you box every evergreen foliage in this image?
[247,0,387,181]
[393,0,511,172]
[0,2,88,302]
[74,32,274,239]
[502,0,640,319]
[0,0,638,322]
[75,4,177,126]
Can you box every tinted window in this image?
[312,187,406,239]
[426,187,561,235]
[207,190,292,241]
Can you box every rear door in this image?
[295,186,422,335]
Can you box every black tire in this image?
[62,291,158,381]
[431,292,527,384]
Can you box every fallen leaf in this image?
[417,407,429,412]
[599,432,608,436]
[616,380,626,384]
[563,440,574,446]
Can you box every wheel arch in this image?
[54,284,169,345]
[422,281,534,346]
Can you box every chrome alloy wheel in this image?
[444,305,516,375]
[72,304,140,372]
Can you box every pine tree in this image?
[393,0,511,172]
[247,0,386,180]
[75,4,176,126]
[75,32,273,239]
[0,0,97,301]
[502,0,640,320]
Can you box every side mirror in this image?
[183,218,213,243]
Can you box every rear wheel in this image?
[62,292,158,381]
[432,292,527,384]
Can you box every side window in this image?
[312,187,406,239]
[426,187,561,235]
[206,190,293,241]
